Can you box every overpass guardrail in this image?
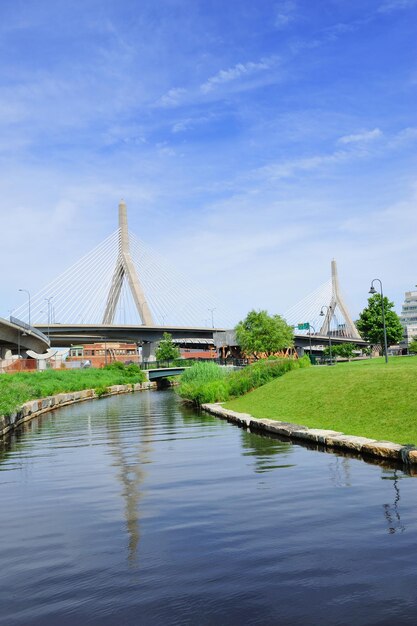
[9,316,50,345]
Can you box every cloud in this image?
[255,150,350,181]
[156,87,187,107]
[338,128,383,144]
[388,126,417,147]
[275,0,297,29]
[200,58,274,93]
[378,0,417,13]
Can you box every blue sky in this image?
[1,0,416,325]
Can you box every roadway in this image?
[34,324,224,347]
[34,324,368,351]
[0,317,50,357]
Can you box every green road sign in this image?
[297,322,310,330]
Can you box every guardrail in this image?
[140,358,248,370]
[9,316,50,344]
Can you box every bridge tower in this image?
[103,201,154,325]
[319,259,361,339]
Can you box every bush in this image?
[177,356,311,406]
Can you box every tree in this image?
[235,310,294,358]
[155,332,181,361]
[323,343,355,359]
[356,294,403,354]
[409,338,417,354]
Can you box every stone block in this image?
[361,441,403,460]
[262,421,307,437]
[21,403,32,417]
[404,448,417,465]
[325,434,376,451]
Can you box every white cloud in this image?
[338,128,383,144]
[388,126,417,147]
[275,0,297,29]
[200,58,273,93]
[156,87,186,107]
[255,150,349,181]
[172,119,191,133]
[378,0,417,13]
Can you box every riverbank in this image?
[0,364,147,416]
[0,364,151,438]
[0,380,157,438]
[224,356,417,445]
[202,402,417,468]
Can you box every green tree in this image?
[356,294,403,354]
[155,332,181,361]
[235,310,294,358]
[409,338,417,354]
[323,343,355,359]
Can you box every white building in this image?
[400,288,417,352]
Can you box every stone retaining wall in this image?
[202,403,417,467]
[0,381,157,438]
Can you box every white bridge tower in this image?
[102,200,154,325]
[319,259,361,339]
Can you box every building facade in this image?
[400,289,417,352]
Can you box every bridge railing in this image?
[140,357,248,370]
[9,316,50,344]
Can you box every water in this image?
[1,389,417,625]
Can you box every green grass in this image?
[224,356,417,445]
[177,357,311,405]
[0,364,146,416]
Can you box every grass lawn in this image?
[0,365,146,417]
[224,356,417,445]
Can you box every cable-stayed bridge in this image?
[11,201,366,356]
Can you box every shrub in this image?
[95,385,109,398]
[177,356,310,406]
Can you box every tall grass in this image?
[177,357,310,405]
[0,363,146,417]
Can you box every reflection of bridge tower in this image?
[103,201,154,325]
[319,259,361,340]
[106,392,154,565]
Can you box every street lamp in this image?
[308,323,316,357]
[18,289,31,326]
[369,279,388,364]
[208,307,216,329]
[45,297,53,340]
[320,305,333,363]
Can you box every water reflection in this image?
[328,455,352,488]
[240,429,294,473]
[104,393,153,565]
[382,469,405,534]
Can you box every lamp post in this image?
[45,297,53,340]
[208,307,216,329]
[17,329,20,370]
[320,305,333,363]
[18,289,31,326]
[369,279,388,364]
[308,323,316,357]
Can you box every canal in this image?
[1,389,417,625]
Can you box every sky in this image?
[0,0,416,326]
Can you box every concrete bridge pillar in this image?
[0,347,10,360]
[142,341,157,363]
